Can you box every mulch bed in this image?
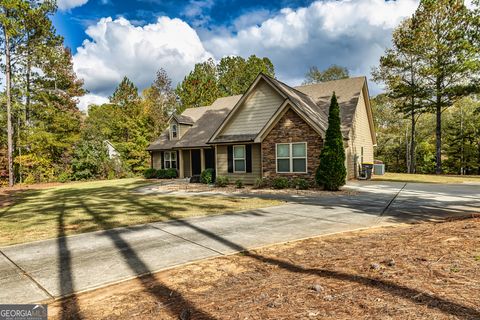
[144,181,359,197]
[50,215,480,320]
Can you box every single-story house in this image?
[147,73,376,183]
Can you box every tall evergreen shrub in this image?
[316,92,346,191]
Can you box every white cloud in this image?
[73,0,419,105]
[73,16,212,97]
[203,0,419,91]
[182,0,215,27]
[77,93,109,112]
[57,0,89,11]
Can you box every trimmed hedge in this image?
[144,168,178,179]
[143,168,157,179]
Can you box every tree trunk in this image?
[435,103,442,174]
[4,29,14,187]
[410,108,416,174]
[477,141,480,175]
[26,52,31,124]
[435,74,442,174]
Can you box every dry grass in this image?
[0,178,281,246]
[50,215,480,320]
[373,172,480,184]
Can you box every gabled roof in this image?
[263,75,329,134]
[171,114,194,125]
[147,75,372,151]
[147,95,241,151]
[294,76,366,136]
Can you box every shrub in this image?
[216,175,229,187]
[271,177,289,189]
[165,168,178,179]
[316,93,346,191]
[235,179,244,188]
[200,168,214,184]
[57,172,71,183]
[155,169,166,179]
[143,168,157,179]
[253,177,267,189]
[292,178,309,190]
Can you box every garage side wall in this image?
[349,89,374,178]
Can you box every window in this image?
[164,151,177,169]
[233,145,246,173]
[171,123,177,139]
[276,142,307,173]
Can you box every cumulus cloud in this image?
[57,0,89,11]
[203,0,418,90]
[77,93,109,112]
[72,0,418,106]
[73,16,212,97]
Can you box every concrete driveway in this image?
[0,181,478,304]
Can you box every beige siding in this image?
[349,89,374,178]
[216,144,261,184]
[220,80,283,136]
[182,150,191,177]
[179,124,191,138]
[152,151,162,169]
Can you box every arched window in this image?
[171,123,177,139]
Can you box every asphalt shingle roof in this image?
[147,76,366,151]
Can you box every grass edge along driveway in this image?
[0,178,281,247]
[373,172,480,184]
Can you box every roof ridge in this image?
[295,76,366,88]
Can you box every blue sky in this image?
[54,0,315,50]
[53,0,420,110]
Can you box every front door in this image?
[204,148,215,170]
[191,149,201,175]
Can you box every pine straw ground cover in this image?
[50,216,480,320]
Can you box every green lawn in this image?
[373,172,480,184]
[0,178,281,247]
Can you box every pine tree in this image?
[316,93,346,191]
[414,0,478,174]
[372,18,428,174]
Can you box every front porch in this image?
[150,148,215,179]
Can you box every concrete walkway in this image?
[0,181,478,304]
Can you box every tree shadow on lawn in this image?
[55,195,480,319]
[0,181,239,246]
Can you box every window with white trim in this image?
[233,145,246,173]
[171,123,178,139]
[276,142,307,173]
[164,151,177,169]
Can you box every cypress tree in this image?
[316,92,346,191]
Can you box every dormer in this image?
[168,114,195,140]
[170,121,178,140]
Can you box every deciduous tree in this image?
[303,65,349,84]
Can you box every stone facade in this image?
[261,108,323,182]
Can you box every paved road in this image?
[0,181,478,304]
